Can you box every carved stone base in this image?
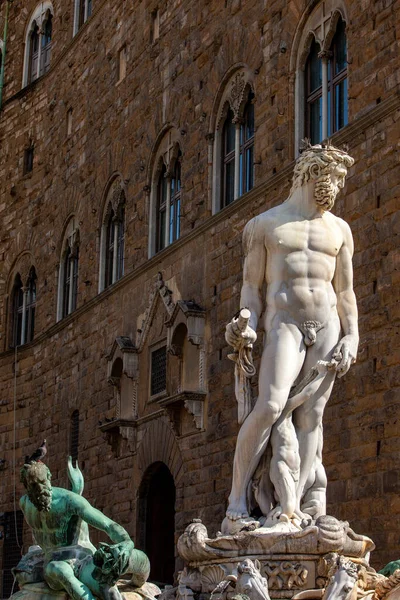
[177,517,375,600]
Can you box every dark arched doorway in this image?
[138,462,176,585]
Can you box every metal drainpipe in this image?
[0,0,13,110]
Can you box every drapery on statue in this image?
[224,141,358,534]
[13,449,153,600]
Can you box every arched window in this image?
[329,17,348,134]
[40,13,52,75]
[74,0,93,35]
[10,267,37,347]
[11,274,24,347]
[211,68,255,213]
[138,463,176,585]
[57,218,79,320]
[169,151,181,245]
[240,93,255,196]
[156,164,168,253]
[70,410,79,467]
[28,23,40,83]
[305,38,322,144]
[294,3,349,151]
[25,267,37,344]
[99,179,125,292]
[148,129,182,257]
[222,109,235,207]
[22,3,54,87]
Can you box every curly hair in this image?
[291,143,354,194]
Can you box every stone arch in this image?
[137,461,176,585]
[5,251,36,295]
[137,418,183,484]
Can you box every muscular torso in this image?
[260,205,344,327]
[21,489,84,554]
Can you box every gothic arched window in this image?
[28,23,40,83]
[222,109,235,207]
[25,267,37,344]
[211,69,255,213]
[156,164,167,253]
[10,267,37,347]
[149,130,182,257]
[220,91,255,209]
[74,0,93,34]
[11,274,24,347]
[57,219,79,320]
[40,13,52,75]
[305,38,323,144]
[294,3,349,151]
[240,92,255,195]
[99,181,126,292]
[169,152,181,245]
[329,17,348,134]
[23,4,54,87]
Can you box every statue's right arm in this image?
[240,216,267,332]
[71,494,132,544]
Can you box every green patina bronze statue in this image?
[13,451,154,600]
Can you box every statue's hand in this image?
[103,585,124,600]
[332,335,358,378]
[225,319,257,351]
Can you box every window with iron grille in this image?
[150,346,167,397]
[1,511,23,599]
[70,410,79,467]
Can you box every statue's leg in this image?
[227,320,305,521]
[301,425,327,518]
[79,560,123,600]
[44,561,96,600]
[269,416,300,521]
[293,316,340,511]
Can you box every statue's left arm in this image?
[332,220,359,378]
[71,494,132,544]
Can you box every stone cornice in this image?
[0,92,399,359]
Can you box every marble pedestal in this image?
[176,516,374,600]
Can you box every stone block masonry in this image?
[0,0,399,581]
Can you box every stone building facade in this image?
[0,0,399,592]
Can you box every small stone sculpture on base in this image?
[11,448,159,600]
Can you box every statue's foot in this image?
[226,502,249,521]
[221,516,260,535]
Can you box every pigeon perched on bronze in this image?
[25,439,47,464]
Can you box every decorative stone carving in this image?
[176,513,374,597]
[209,559,271,600]
[136,272,175,351]
[292,555,400,600]
[110,179,126,214]
[215,68,254,130]
[263,562,308,591]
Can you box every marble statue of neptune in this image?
[224,142,358,533]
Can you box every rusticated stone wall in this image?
[0,0,399,583]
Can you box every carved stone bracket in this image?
[98,418,137,454]
[158,391,206,433]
